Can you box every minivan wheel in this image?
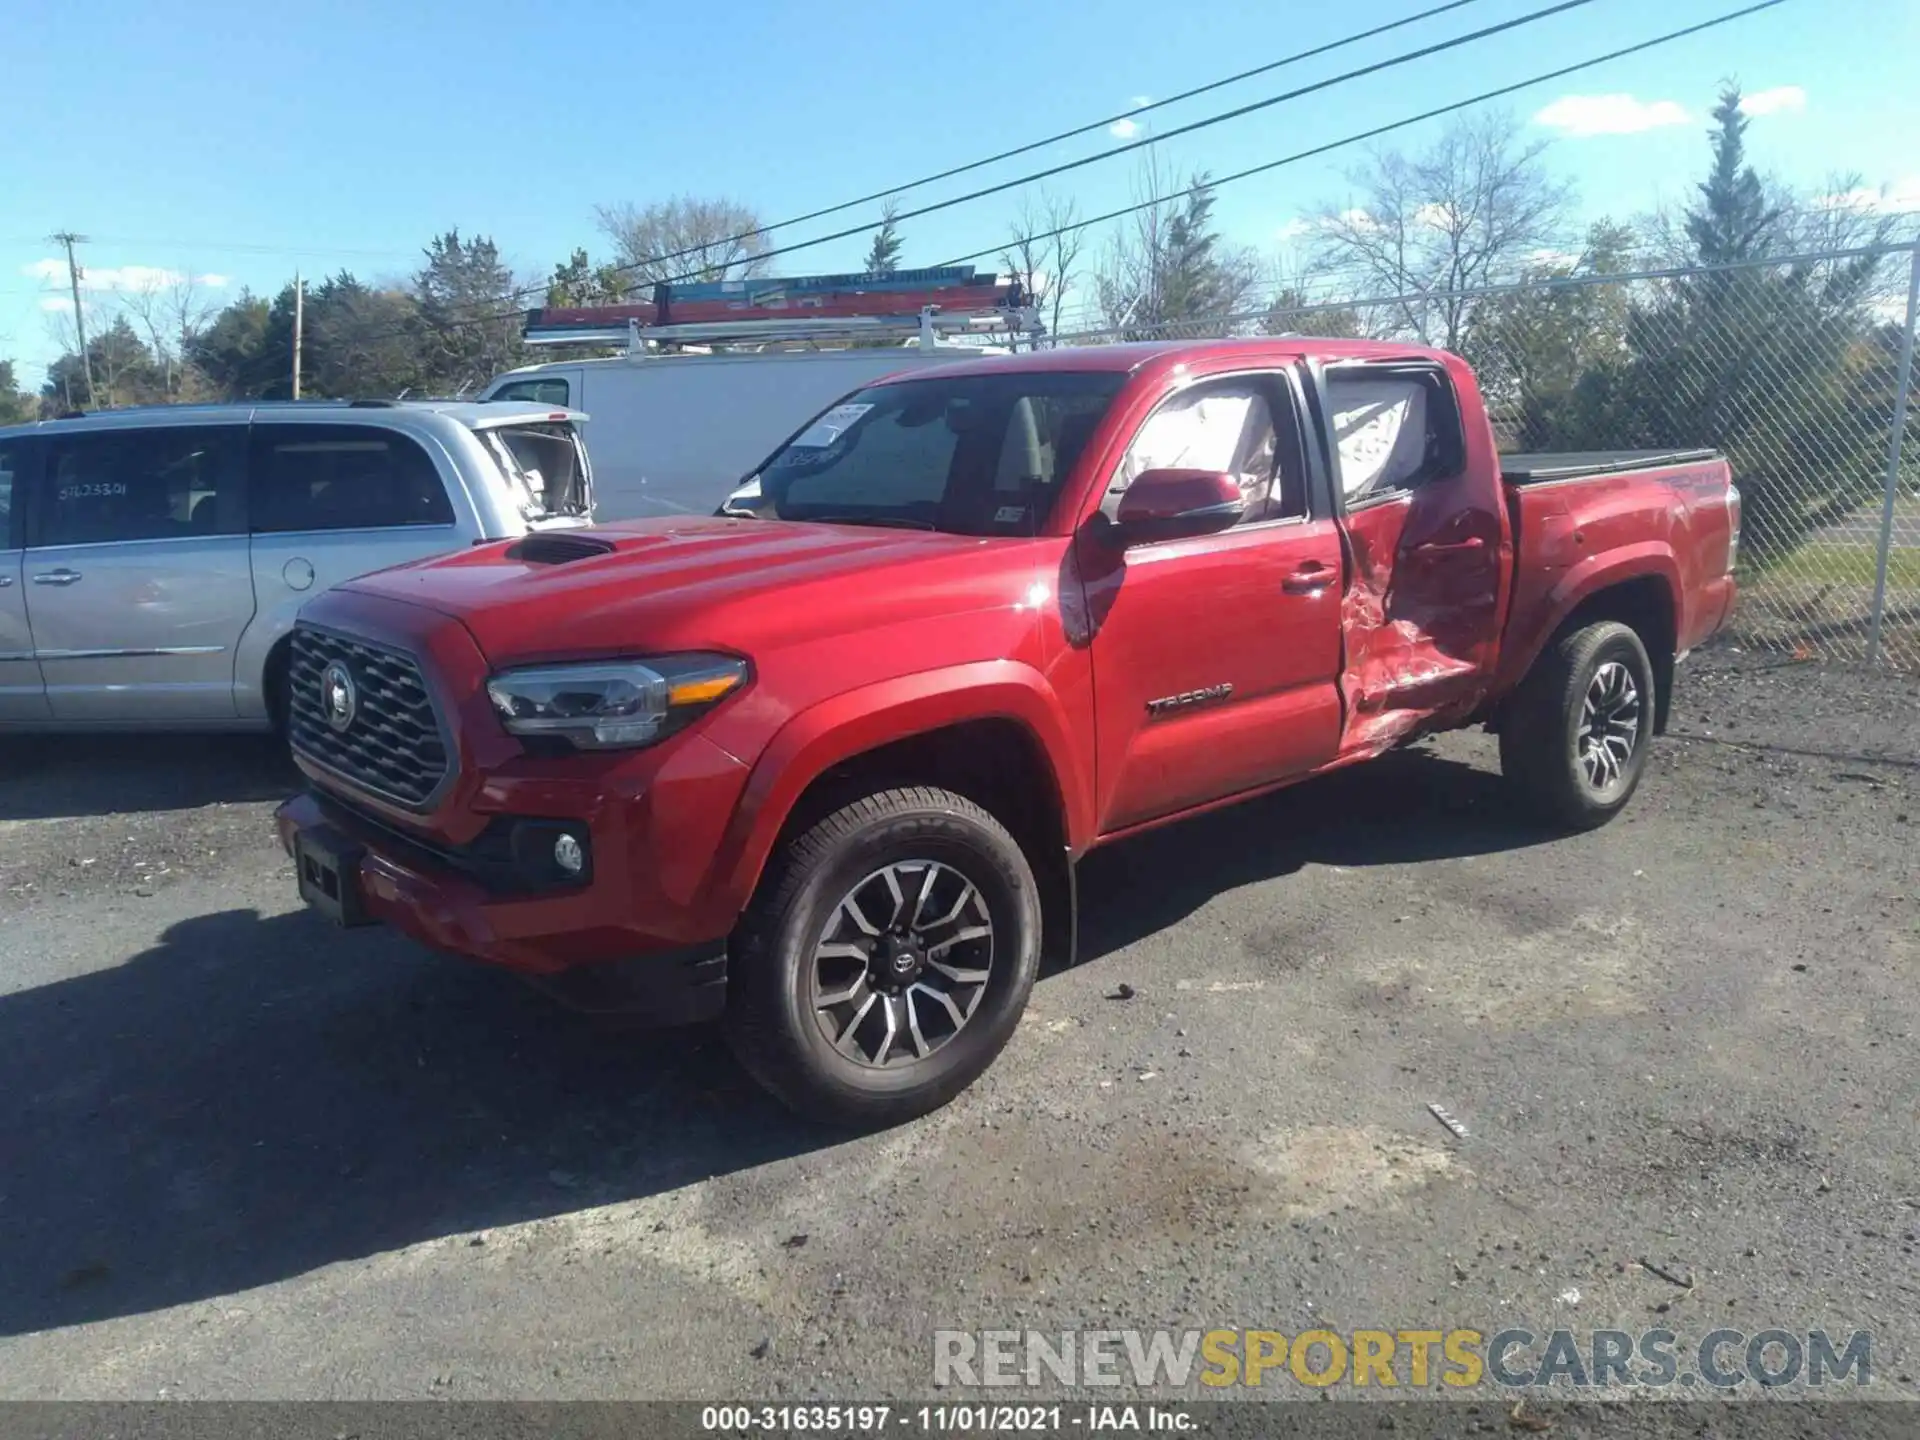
[1499,620,1656,831]
[725,786,1041,1128]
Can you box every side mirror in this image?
[1109,468,1246,545]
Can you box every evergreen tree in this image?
[863,204,903,277]
[414,229,526,394]
[1685,87,1782,270]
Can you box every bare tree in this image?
[1093,154,1262,341]
[120,271,218,399]
[594,197,772,289]
[1308,111,1574,349]
[1001,189,1088,346]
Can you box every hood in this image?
[341,515,1061,662]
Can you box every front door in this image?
[1082,371,1346,835]
[0,435,47,720]
[25,424,255,723]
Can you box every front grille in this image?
[288,626,450,810]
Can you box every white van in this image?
[476,348,981,520]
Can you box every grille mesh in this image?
[289,627,449,809]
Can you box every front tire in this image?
[725,785,1042,1128]
[1499,620,1657,831]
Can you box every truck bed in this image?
[1500,449,1719,485]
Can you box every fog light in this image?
[553,833,585,876]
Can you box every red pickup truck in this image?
[275,339,1739,1126]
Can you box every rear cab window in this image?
[1322,365,1466,505]
[251,424,455,534]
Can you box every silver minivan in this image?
[0,399,593,732]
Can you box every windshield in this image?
[722,371,1124,536]
[479,422,593,520]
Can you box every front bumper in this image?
[276,788,729,1026]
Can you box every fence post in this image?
[1867,242,1920,667]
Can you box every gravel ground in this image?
[1,655,1915,1421]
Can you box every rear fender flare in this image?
[1499,543,1682,696]
[706,661,1090,918]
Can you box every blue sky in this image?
[4,0,1915,386]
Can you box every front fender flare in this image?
[704,661,1090,920]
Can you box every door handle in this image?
[1282,560,1335,595]
[1413,536,1486,554]
[32,570,82,586]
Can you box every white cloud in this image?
[1820,177,1920,215]
[1533,93,1690,137]
[1528,247,1584,269]
[1130,95,1151,108]
[20,259,228,293]
[39,296,75,313]
[1336,207,1379,231]
[1275,218,1314,242]
[1108,117,1140,140]
[1739,85,1806,117]
[1414,201,1458,230]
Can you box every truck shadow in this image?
[0,746,1546,1338]
[1073,745,1552,965]
[0,907,809,1338]
[0,734,300,822]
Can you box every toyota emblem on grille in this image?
[320,660,359,733]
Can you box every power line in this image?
[282,0,1608,343]
[644,0,1603,288]
[581,0,1498,278]
[930,0,1792,270]
[319,0,1799,347]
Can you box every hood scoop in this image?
[503,532,618,565]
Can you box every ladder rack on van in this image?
[522,266,1042,354]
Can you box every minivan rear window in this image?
[480,423,591,519]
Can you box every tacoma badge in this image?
[1146,683,1233,716]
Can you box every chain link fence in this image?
[1052,242,1920,670]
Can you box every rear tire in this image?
[725,785,1042,1129]
[1499,620,1656,831]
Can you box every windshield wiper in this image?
[804,514,938,531]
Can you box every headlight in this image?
[486,654,748,750]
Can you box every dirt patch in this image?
[1240,1124,1459,1219]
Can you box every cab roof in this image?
[869,337,1453,381]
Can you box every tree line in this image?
[6,86,1907,565]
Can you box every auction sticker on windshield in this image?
[791,402,873,449]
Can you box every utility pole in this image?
[50,232,94,405]
[291,272,304,400]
